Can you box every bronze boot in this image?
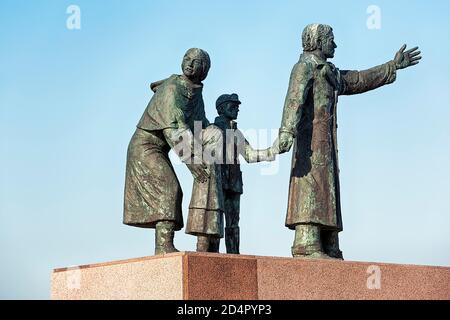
[225,227,240,254]
[155,221,179,255]
[208,237,220,253]
[322,230,344,260]
[291,224,330,259]
[196,235,220,252]
[196,235,210,252]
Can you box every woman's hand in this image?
[186,163,210,183]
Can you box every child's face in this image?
[223,102,240,120]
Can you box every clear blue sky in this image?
[1,0,449,299]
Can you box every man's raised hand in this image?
[394,44,422,70]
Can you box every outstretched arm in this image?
[240,139,276,163]
[340,45,421,95]
[233,129,276,163]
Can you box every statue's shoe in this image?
[326,249,344,260]
[155,246,180,255]
[293,251,342,260]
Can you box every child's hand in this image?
[271,137,281,155]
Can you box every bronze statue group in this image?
[123,24,421,259]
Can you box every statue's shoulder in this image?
[299,53,318,66]
[150,74,181,93]
[291,55,315,79]
[146,75,184,114]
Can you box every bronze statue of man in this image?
[276,24,421,259]
[123,48,225,255]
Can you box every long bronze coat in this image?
[280,52,397,231]
[124,74,219,232]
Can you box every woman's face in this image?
[182,51,204,82]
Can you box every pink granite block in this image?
[256,257,450,300]
[51,252,450,300]
[51,253,184,300]
[184,252,258,300]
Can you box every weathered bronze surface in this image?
[205,93,276,254]
[276,24,421,259]
[124,26,421,259]
[123,48,225,255]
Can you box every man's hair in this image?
[183,48,211,81]
[301,23,333,52]
[216,103,225,115]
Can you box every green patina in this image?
[276,23,421,259]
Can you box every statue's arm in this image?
[339,44,421,95]
[240,138,275,163]
[339,61,397,95]
[162,108,192,162]
[163,109,209,182]
[279,62,313,136]
[276,62,312,153]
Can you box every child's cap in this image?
[216,93,241,109]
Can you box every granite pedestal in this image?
[51,252,450,300]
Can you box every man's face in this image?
[321,31,337,58]
[223,101,240,120]
[182,52,203,81]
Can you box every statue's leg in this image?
[209,236,220,252]
[321,230,343,260]
[155,221,179,255]
[197,235,220,252]
[291,224,327,258]
[196,235,209,252]
[225,192,240,254]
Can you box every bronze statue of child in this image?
[198,93,278,253]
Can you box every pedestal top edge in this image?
[52,251,450,273]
